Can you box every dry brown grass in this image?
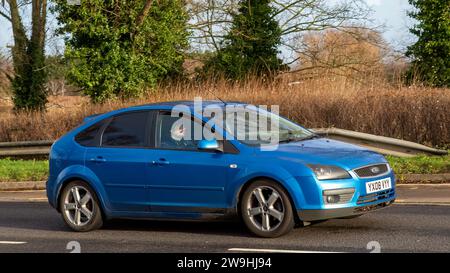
[0,76,449,147]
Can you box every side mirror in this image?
[197,139,220,151]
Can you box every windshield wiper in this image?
[279,138,297,143]
[297,134,322,141]
[279,134,322,143]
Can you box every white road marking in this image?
[0,241,27,245]
[228,248,342,253]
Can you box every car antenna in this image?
[205,89,227,106]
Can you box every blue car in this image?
[47,101,395,237]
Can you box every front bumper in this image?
[297,199,395,222]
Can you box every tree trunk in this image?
[8,0,28,77]
[5,0,48,111]
[30,0,47,51]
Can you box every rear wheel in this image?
[59,181,103,232]
[241,180,295,238]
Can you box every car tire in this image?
[338,214,363,219]
[241,180,295,238]
[59,181,103,232]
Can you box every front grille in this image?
[353,163,389,178]
[354,200,394,213]
[357,189,395,205]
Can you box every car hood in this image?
[257,138,386,170]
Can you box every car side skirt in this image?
[107,207,238,222]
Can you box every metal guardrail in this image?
[311,128,448,157]
[0,140,53,158]
[0,128,447,158]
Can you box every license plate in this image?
[366,177,392,194]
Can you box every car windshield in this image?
[219,107,316,146]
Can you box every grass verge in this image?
[386,154,450,175]
[0,158,48,182]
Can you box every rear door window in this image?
[101,111,150,148]
[75,119,108,147]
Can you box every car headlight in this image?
[307,164,351,180]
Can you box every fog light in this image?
[323,188,355,204]
[326,195,341,204]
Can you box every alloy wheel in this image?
[63,186,94,227]
[246,186,285,232]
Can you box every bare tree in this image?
[291,28,388,80]
[186,0,378,64]
[186,0,238,52]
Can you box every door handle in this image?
[152,158,170,166]
[89,156,107,163]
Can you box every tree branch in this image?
[0,9,11,22]
[136,0,156,28]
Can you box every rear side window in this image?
[101,112,149,147]
[75,119,107,147]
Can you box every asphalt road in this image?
[0,201,449,253]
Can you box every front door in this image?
[147,111,232,214]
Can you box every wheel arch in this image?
[235,176,301,224]
[56,177,107,219]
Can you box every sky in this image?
[0,0,414,56]
[366,0,415,50]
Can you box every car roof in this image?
[127,100,248,111]
[84,100,250,124]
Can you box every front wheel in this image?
[241,181,295,238]
[59,181,103,232]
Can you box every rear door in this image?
[84,111,154,212]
